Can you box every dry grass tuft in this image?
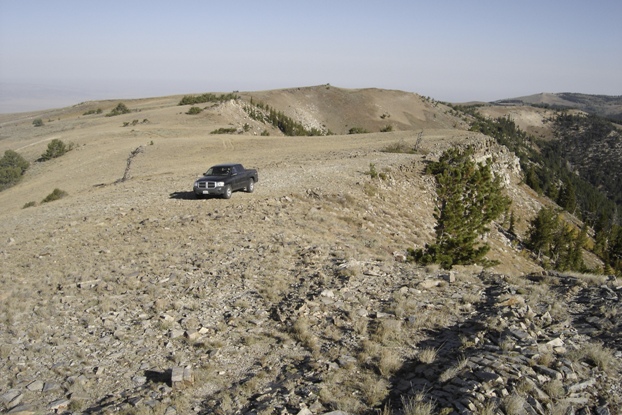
[378,348,402,377]
[401,393,435,415]
[543,379,565,400]
[438,356,469,383]
[374,318,402,344]
[359,374,389,407]
[535,351,555,368]
[293,316,320,353]
[417,347,438,364]
[501,393,525,415]
[569,342,618,374]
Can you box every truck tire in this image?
[246,178,255,193]
[222,185,232,199]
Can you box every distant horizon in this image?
[2,79,620,114]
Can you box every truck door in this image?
[230,165,241,189]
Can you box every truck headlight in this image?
[215,181,225,187]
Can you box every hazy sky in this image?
[1,0,621,112]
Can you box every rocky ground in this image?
[0,92,620,415]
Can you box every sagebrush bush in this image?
[42,188,67,203]
[210,127,237,134]
[0,150,30,191]
[40,139,72,161]
[186,106,203,115]
[348,127,368,134]
[106,103,131,117]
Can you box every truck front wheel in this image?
[246,179,255,193]
[222,185,232,199]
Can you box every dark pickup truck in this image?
[193,163,258,199]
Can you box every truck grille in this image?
[197,182,216,189]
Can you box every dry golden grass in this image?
[293,316,320,353]
[401,393,435,415]
[569,342,618,374]
[543,379,565,400]
[378,348,402,377]
[374,318,403,344]
[501,393,525,415]
[438,356,469,383]
[417,347,438,364]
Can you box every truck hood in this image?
[195,175,227,182]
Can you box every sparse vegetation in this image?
[178,92,239,106]
[418,347,438,364]
[367,162,379,179]
[243,100,326,136]
[186,106,203,115]
[106,102,131,117]
[41,188,67,203]
[210,127,237,134]
[83,108,103,115]
[0,150,30,191]
[32,118,44,127]
[39,138,73,161]
[401,394,435,415]
[348,127,369,134]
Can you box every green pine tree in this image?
[527,206,559,260]
[409,146,511,269]
[557,179,577,214]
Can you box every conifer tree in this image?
[409,146,510,269]
[557,179,577,214]
[527,206,559,260]
[609,225,622,274]
[527,207,587,271]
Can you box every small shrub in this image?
[41,188,67,203]
[22,201,36,209]
[32,118,44,127]
[210,127,237,134]
[83,108,102,115]
[260,129,270,136]
[348,127,369,134]
[367,163,379,179]
[106,103,131,117]
[186,106,203,115]
[382,138,417,154]
[380,125,393,132]
[40,139,72,161]
[0,150,30,191]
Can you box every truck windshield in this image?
[206,166,230,176]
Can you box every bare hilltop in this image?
[0,86,620,415]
